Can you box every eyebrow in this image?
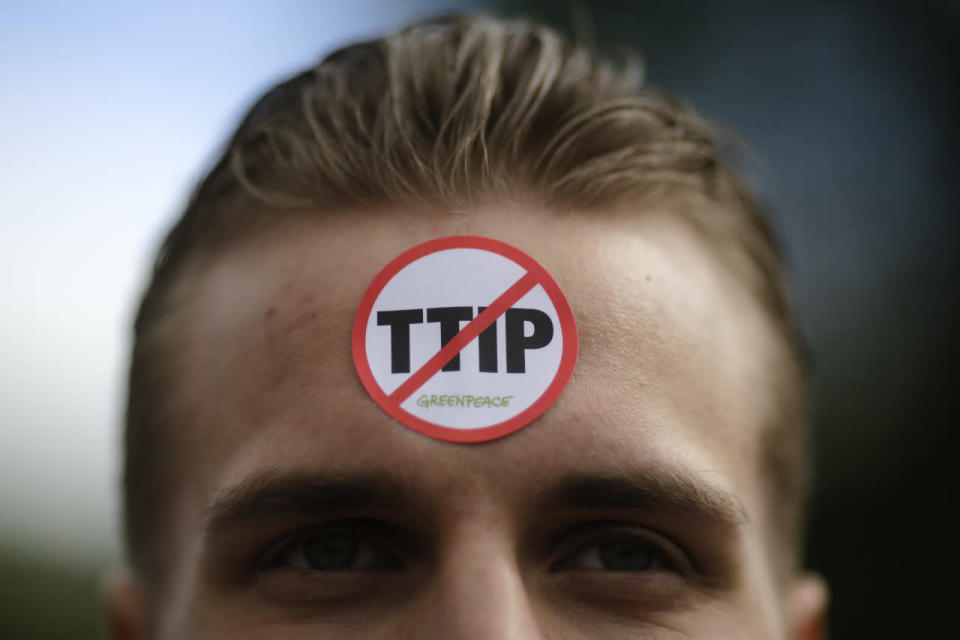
[203,469,411,536]
[203,465,748,537]
[537,469,749,530]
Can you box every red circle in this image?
[352,235,578,443]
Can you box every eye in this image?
[553,524,688,575]
[264,527,401,572]
[549,528,705,615]
[565,539,664,572]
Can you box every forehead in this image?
[168,204,782,534]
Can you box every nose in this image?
[403,536,544,640]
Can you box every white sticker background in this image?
[364,248,564,430]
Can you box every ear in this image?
[104,572,148,640]
[786,572,829,640]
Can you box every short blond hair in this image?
[126,14,808,582]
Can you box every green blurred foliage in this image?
[0,545,101,639]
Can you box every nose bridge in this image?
[413,530,544,640]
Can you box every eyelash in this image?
[254,520,403,573]
[551,524,688,575]
[255,521,687,577]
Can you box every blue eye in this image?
[300,534,359,570]
[563,538,669,573]
[278,531,396,571]
[597,541,657,571]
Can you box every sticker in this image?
[352,235,578,443]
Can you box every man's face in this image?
[140,204,806,638]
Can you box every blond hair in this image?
[126,14,808,581]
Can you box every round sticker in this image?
[352,236,578,442]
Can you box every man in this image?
[108,14,827,639]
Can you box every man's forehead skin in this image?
[164,204,785,607]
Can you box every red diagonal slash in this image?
[387,270,540,405]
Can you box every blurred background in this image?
[1,1,956,637]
